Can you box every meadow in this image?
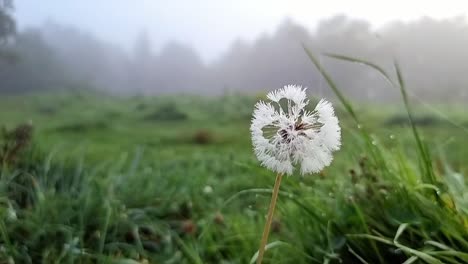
[0,89,466,264]
[0,69,467,262]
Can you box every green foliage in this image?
[143,102,188,122]
[0,74,467,262]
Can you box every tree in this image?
[0,0,15,44]
[0,0,15,62]
[0,29,66,93]
[131,30,155,93]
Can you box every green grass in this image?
[0,67,467,262]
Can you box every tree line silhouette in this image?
[1,14,468,101]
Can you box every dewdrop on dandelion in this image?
[250,85,341,175]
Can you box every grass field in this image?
[0,86,467,263]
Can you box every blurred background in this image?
[1,1,467,263]
[1,0,468,101]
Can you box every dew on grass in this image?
[203,185,213,194]
[7,207,17,221]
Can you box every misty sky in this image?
[14,0,468,62]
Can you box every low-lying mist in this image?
[1,15,468,102]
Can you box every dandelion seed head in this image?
[251,85,341,175]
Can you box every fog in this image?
[2,1,468,101]
[14,0,468,62]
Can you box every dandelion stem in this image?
[257,173,283,264]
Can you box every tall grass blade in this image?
[324,53,395,87]
[394,62,436,184]
[303,46,390,179]
[323,52,437,185]
[302,45,359,124]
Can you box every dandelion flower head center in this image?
[277,119,322,144]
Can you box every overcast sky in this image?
[14,0,468,61]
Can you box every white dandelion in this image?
[251,85,341,175]
[251,85,341,264]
